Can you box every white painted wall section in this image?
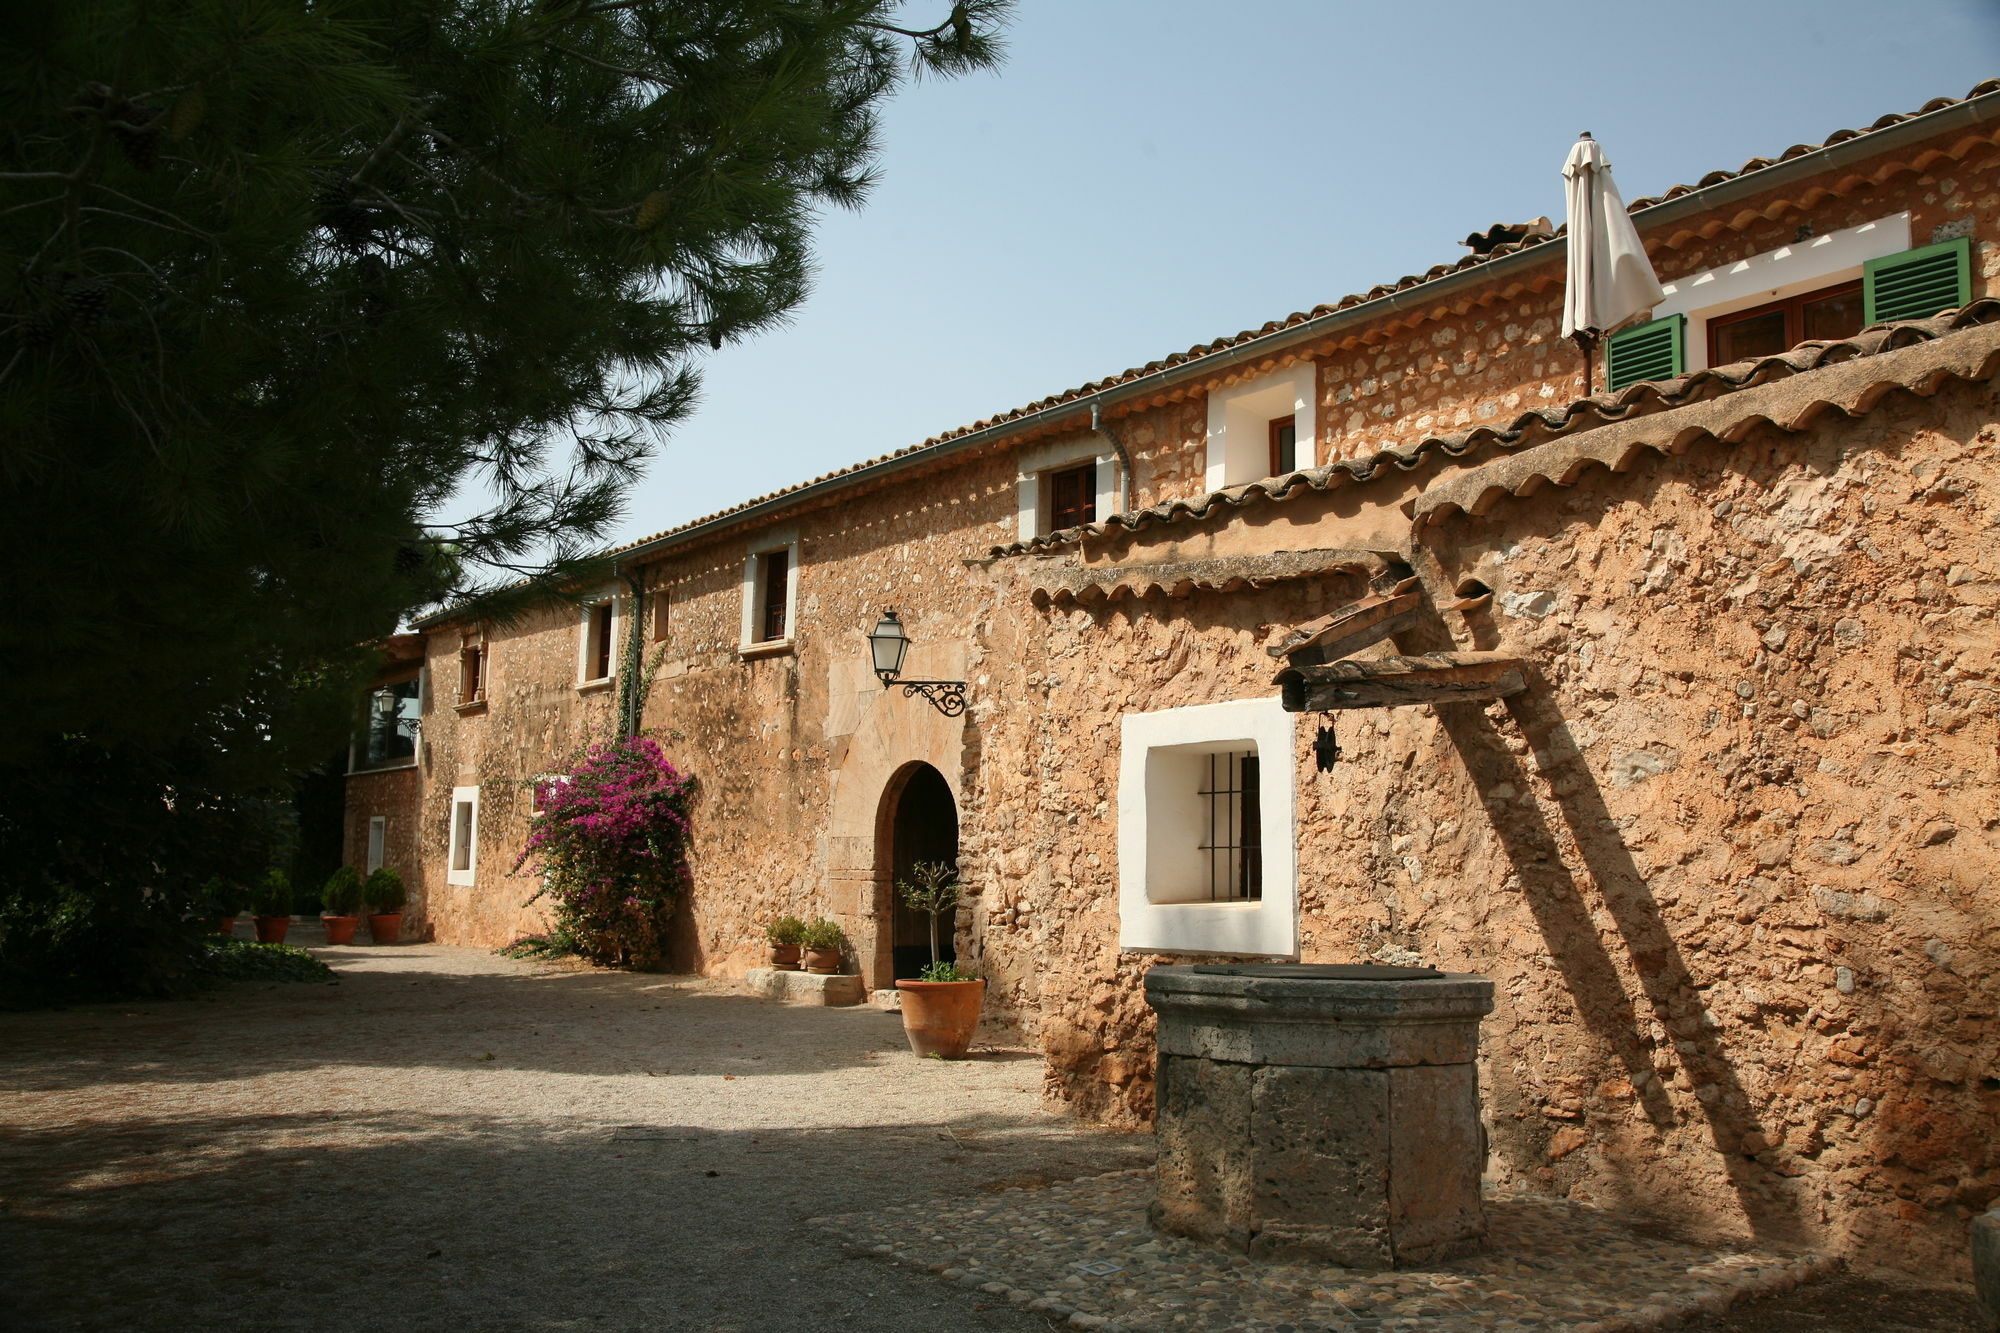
[1204,362,1317,492]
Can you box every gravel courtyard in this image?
[1,934,1149,1332]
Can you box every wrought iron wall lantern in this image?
[867,609,967,717]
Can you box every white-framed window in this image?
[1655,212,1911,373]
[576,594,619,686]
[739,533,800,651]
[447,785,480,886]
[1205,362,1317,491]
[366,816,386,874]
[1117,696,1297,956]
[1015,437,1120,541]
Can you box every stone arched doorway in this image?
[876,761,959,986]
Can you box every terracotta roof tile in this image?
[598,77,2000,558]
[988,302,2000,559]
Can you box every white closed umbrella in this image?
[1562,132,1665,393]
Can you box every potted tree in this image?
[321,867,364,945]
[204,876,245,936]
[364,867,406,944]
[894,862,984,1059]
[765,915,806,970]
[251,868,295,944]
[798,918,844,975]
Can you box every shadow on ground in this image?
[2,1106,1150,1332]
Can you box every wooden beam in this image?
[1268,577,1423,667]
[1278,652,1528,712]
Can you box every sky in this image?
[606,0,2000,547]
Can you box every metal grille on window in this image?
[1197,751,1262,901]
[760,550,789,641]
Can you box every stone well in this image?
[1145,963,1495,1269]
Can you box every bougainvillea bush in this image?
[508,736,695,968]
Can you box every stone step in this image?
[744,967,865,1006]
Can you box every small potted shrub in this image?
[765,915,806,971]
[894,862,984,1059]
[251,868,295,944]
[204,876,245,936]
[364,867,406,944]
[320,867,364,945]
[798,917,844,975]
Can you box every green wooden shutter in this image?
[1605,314,1685,391]
[1864,236,1972,324]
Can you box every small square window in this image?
[1046,462,1096,530]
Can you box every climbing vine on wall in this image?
[507,736,696,969]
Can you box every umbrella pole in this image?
[1572,331,1597,396]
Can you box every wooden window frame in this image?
[1045,462,1096,531]
[1706,279,1863,367]
[456,631,487,708]
[1267,415,1299,477]
[584,601,615,683]
[757,549,789,643]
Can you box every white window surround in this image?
[739,531,801,653]
[447,786,480,886]
[1656,212,1911,372]
[575,591,620,686]
[1118,696,1297,957]
[1205,362,1317,492]
[366,816,386,874]
[1015,437,1121,541]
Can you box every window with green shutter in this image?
[1605,314,1686,391]
[1863,236,1972,324]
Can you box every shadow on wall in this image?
[3,1106,1150,1333]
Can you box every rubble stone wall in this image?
[975,373,1998,1275]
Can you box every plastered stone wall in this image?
[342,765,421,894]
[972,375,1998,1275]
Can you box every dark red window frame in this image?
[1268,415,1299,476]
[758,549,789,642]
[1707,279,1864,367]
[1046,462,1095,531]
[588,602,613,680]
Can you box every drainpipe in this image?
[1090,402,1135,514]
[617,566,646,738]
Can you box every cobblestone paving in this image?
[819,1168,1840,1333]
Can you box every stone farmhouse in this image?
[347,81,2000,1275]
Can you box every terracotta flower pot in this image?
[215,917,236,936]
[252,915,291,944]
[769,943,802,971]
[802,946,841,975]
[894,978,986,1059]
[367,912,403,944]
[322,916,359,945]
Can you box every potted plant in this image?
[893,861,985,1059]
[321,866,364,945]
[765,915,806,970]
[251,868,295,944]
[364,867,406,944]
[798,917,844,975]
[204,876,244,936]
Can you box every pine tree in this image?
[0,1,1011,998]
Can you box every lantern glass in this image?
[868,610,910,682]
